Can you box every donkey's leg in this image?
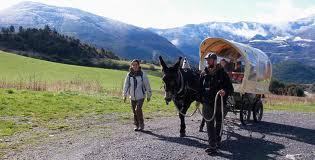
[179,104,190,137]
[179,111,186,137]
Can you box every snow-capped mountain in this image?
[150,19,315,66]
[0,1,184,60]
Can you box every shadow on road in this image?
[141,130,208,149]
[141,129,284,160]
[245,121,315,146]
[140,119,314,159]
[218,131,284,160]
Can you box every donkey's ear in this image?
[159,56,168,69]
[174,57,182,69]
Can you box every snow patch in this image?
[277,45,289,48]
[296,43,310,47]
[233,26,267,39]
[156,31,163,35]
[249,39,283,43]
[63,13,80,20]
[211,22,268,39]
[272,36,290,41]
[293,36,313,42]
[171,39,179,46]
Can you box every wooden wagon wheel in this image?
[240,94,251,125]
[253,98,263,122]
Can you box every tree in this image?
[19,26,24,33]
[1,28,9,34]
[44,25,51,33]
[311,83,315,93]
[9,25,15,33]
[0,26,119,69]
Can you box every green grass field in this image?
[0,51,162,90]
[0,89,175,136]
[0,51,169,156]
[0,51,172,137]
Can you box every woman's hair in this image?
[129,59,141,72]
[131,59,140,65]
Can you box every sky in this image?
[1,0,315,28]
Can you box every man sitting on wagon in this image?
[230,61,244,83]
[234,61,243,72]
[220,59,229,72]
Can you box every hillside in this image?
[273,61,315,84]
[0,25,121,67]
[0,51,162,90]
[0,1,184,61]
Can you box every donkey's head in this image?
[159,56,182,104]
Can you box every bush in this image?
[310,83,315,93]
[269,79,305,97]
[6,89,14,94]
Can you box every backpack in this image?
[127,71,146,95]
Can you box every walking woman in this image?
[122,59,152,131]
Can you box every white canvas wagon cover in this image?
[199,37,272,94]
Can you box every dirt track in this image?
[4,111,315,160]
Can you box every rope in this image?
[198,91,224,136]
[173,90,224,137]
[176,102,200,117]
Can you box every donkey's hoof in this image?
[180,132,186,137]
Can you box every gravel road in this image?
[4,111,315,160]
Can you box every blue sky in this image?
[1,0,315,28]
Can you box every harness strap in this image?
[176,70,185,95]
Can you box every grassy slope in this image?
[0,51,162,90]
[0,51,171,156]
[0,89,175,136]
[0,51,173,135]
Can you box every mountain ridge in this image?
[0,1,184,61]
[150,17,315,66]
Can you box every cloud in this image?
[2,0,315,29]
[255,0,315,24]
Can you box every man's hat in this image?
[204,53,217,60]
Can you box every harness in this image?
[172,69,200,117]
[176,70,185,95]
[175,69,199,98]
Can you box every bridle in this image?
[163,69,199,99]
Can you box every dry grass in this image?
[0,75,103,93]
[265,94,315,105]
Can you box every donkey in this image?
[159,56,201,137]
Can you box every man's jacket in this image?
[200,65,234,104]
